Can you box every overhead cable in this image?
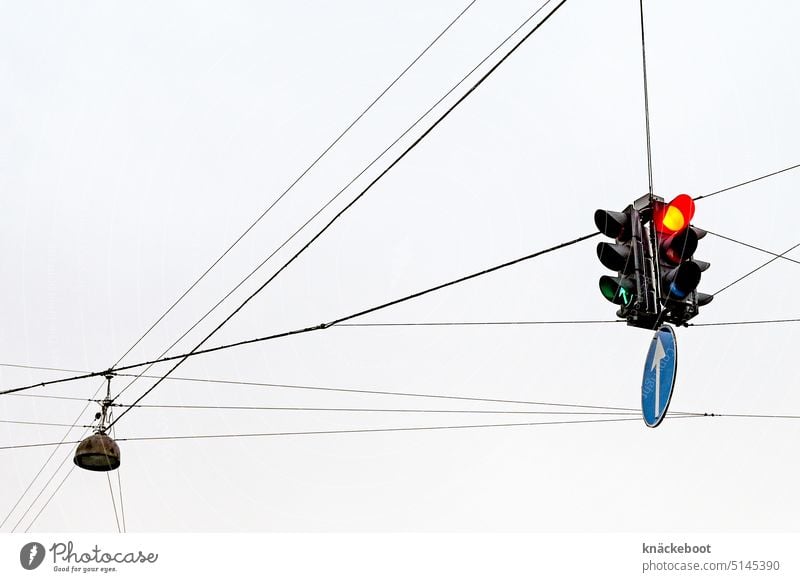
[113,0,557,402]
[713,241,800,296]
[106,2,571,429]
[704,230,800,266]
[23,465,75,533]
[0,230,597,399]
[9,1,482,534]
[694,162,800,201]
[110,404,645,415]
[638,0,653,195]
[110,0,479,370]
[2,415,699,452]
[689,318,800,327]
[337,319,623,327]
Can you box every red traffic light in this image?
[654,194,695,234]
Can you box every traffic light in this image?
[653,194,713,323]
[594,193,712,329]
[594,207,637,308]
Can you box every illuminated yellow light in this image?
[662,206,685,232]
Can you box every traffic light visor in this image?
[594,209,631,240]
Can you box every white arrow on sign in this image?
[650,335,667,418]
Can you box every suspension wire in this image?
[688,229,800,325]
[9,427,91,532]
[110,410,127,533]
[113,0,561,403]
[12,401,119,533]
[3,416,710,452]
[639,0,653,196]
[0,419,91,428]
[24,465,76,533]
[0,371,124,397]
[338,319,624,327]
[106,409,123,533]
[0,416,92,530]
[704,230,800,266]
[3,3,481,532]
[2,350,633,415]
[1,319,621,383]
[694,162,800,201]
[116,416,705,441]
[115,231,593,387]
[5,377,116,533]
[689,318,800,327]
[110,404,645,415]
[8,409,125,535]
[110,0,479,371]
[0,231,596,400]
[703,413,800,419]
[112,375,639,412]
[636,0,663,333]
[1,367,114,531]
[116,233,596,381]
[116,468,127,533]
[5,393,90,402]
[713,241,800,296]
[1,378,112,531]
[106,374,698,416]
[1,359,117,530]
[0,436,77,531]
[0,362,86,374]
[107,472,121,533]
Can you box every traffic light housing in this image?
[594,194,712,328]
[594,208,636,308]
[594,201,659,326]
[653,194,713,324]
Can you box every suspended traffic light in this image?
[593,193,712,329]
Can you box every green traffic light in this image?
[600,279,617,302]
[599,276,634,306]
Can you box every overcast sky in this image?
[2,0,800,532]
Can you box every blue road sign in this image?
[641,325,677,428]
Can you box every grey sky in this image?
[1,0,800,532]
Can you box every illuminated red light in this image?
[655,194,695,234]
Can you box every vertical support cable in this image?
[107,472,122,533]
[639,0,662,329]
[639,0,653,197]
[110,409,127,533]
